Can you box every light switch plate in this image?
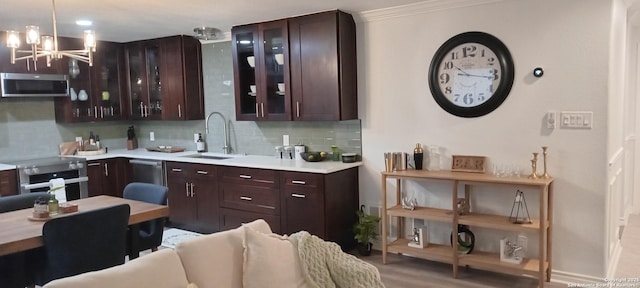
[150,131,155,141]
[560,111,593,129]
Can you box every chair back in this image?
[36,204,130,284]
[0,192,50,213]
[123,182,168,205]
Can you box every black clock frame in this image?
[428,31,514,118]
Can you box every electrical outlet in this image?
[150,131,155,141]
[283,135,290,146]
[560,111,593,129]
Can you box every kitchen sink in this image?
[180,154,231,160]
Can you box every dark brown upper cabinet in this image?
[232,20,291,121]
[125,35,204,121]
[54,40,127,123]
[289,10,358,121]
[231,10,357,121]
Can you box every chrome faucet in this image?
[205,111,231,154]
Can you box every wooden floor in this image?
[358,252,566,288]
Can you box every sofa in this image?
[43,219,385,288]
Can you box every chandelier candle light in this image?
[6,0,96,70]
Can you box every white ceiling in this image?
[0,0,429,43]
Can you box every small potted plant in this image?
[353,204,381,256]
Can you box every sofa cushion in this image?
[242,226,307,288]
[43,249,189,288]
[175,219,272,288]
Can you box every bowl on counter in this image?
[341,153,358,163]
[300,152,327,162]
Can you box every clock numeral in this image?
[439,73,450,84]
[463,93,474,105]
[491,69,499,81]
[443,61,453,70]
[478,93,486,102]
[481,49,486,57]
[451,52,459,60]
[454,94,460,102]
[445,86,452,94]
[463,45,477,58]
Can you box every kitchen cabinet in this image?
[0,31,64,74]
[54,40,127,122]
[380,170,553,287]
[232,20,291,121]
[165,161,218,233]
[0,169,17,197]
[87,158,129,198]
[289,10,358,120]
[231,10,357,121]
[125,35,204,121]
[280,168,358,249]
[218,166,281,233]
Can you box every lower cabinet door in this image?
[219,208,280,234]
[282,189,324,237]
[167,177,197,227]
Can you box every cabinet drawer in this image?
[219,167,278,188]
[0,169,17,197]
[219,208,280,234]
[281,171,323,192]
[220,183,279,215]
[166,162,216,180]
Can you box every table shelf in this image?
[380,169,553,288]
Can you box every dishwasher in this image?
[128,159,165,186]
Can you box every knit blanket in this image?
[287,231,385,288]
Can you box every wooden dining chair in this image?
[31,204,130,285]
[0,192,50,288]
[123,182,168,258]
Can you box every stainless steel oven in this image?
[11,157,88,200]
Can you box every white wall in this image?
[357,0,611,280]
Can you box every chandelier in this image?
[5,0,96,70]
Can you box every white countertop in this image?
[0,164,16,171]
[75,148,362,174]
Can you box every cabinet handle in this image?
[291,193,306,198]
[100,106,104,119]
[145,105,149,117]
[171,168,183,172]
[110,106,114,116]
[94,106,98,119]
[178,104,182,118]
[140,102,144,117]
[196,170,208,175]
[87,162,101,167]
[260,102,264,118]
[255,103,259,118]
[239,174,252,179]
[291,180,306,185]
[190,183,195,197]
[185,182,190,197]
[296,101,300,118]
[104,163,109,177]
[240,196,252,201]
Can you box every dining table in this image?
[0,195,170,257]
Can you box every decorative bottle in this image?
[413,143,424,170]
[48,192,59,216]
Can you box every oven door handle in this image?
[22,176,89,190]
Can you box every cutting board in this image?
[59,142,79,155]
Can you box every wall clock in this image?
[428,31,514,118]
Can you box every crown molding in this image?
[356,0,505,23]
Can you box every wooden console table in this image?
[381,169,553,287]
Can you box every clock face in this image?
[429,32,514,118]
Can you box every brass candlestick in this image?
[541,146,551,179]
[528,152,539,179]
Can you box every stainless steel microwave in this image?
[1,73,69,97]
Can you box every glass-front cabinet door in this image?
[126,40,162,120]
[91,41,124,120]
[232,20,290,121]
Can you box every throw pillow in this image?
[242,226,307,288]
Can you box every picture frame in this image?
[451,155,486,173]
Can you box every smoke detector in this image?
[193,27,222,40]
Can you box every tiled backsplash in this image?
[0,41,361,162]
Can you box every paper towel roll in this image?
[49,178,67,203]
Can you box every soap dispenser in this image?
[196,133,206,152]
